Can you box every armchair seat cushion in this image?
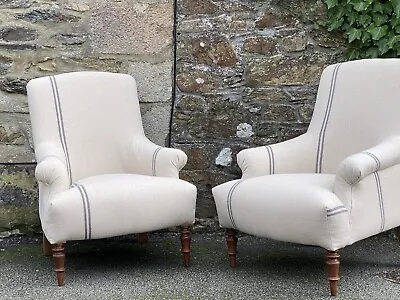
[43,174,197,244]
[213,174,350,250]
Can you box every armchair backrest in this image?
[27,72,145,183]
[308,59,400,174]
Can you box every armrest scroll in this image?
[337,136,400,185]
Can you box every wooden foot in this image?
[180,225,191,267]
[226,229,238,268]
[137,233,148,244]
[326,250,340,296]
[52,243,65,286]
[43,233,53,257]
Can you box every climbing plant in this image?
[322,0,400,59]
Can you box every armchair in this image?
[212,59,400,296]
[27,72,197,285]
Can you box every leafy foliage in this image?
[322,0,400,59]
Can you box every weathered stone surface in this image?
[255,11,298,29]
[0,56,12,76]
[245,54,330,86]
[62,1,90,12]
[262,104,298,122]
[0,165,39,235]
[140,103,171,146]
[128,61,173,103]
[0,123,25,145]
[191,36,237,67]
[243,87,290,103]
[0,0,31,9]
[89,0,173,55]
[176,68,220,93]
[279,31,308,52]
[179,0,218,15]
[16,4,80,23]
[242,36,278,55]
[0,92,28,113]
[0,77,29,94]
[0,26,37,42]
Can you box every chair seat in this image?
[43,174,197,244]
[212,174,350,250]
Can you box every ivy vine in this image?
[322,0,400,59]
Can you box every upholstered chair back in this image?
[27,72,144,182]
[308,59,400,174]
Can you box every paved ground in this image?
[1,231,400,299]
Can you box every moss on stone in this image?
[0,172,36,191]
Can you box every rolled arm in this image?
[237,133,316,179]
[35,155,70,196]
[131,136,187,178]
[336,136,400,185]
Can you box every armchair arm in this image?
[35,155,70,190]
[130,136,187,178]
[237,133,316,179]
[337,136,400,185]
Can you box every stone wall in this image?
[0,0,174,235]
[172,0,346,218]
[0,0,347,235]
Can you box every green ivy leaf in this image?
[390,0,400,18]
[366,46,379,57]
[347,47,361,60]
[372,13,389,26]
[358,14,372,27]
[352,0,371,12]
[387,32,400,48]
[323,0,339,9]
[347,11,357,25]
[372,2,384,13]
[347,27,363,42]
[361,31,372,43]
[376,38,390,54]
[368,25,388,40]
[391,15,400,27]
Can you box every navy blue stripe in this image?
[265,146,275,174]
[373,172,385,232]
[49,76,72,184]
[152,147,162,176]
[227,180,243,229]
[364,152,381,169]
[316,63,341,173]
[76,184,88,239]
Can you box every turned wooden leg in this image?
[180,225,191,267]
[52,243,65,286]
[43,233,53,257]
[226,229,238,268]
[137,233,148,244]
[326,250,340,296]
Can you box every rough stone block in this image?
[190,35,237,67]
[245,54,330,86]
[140,102,171,146]
[0,165,40,235]
[89,0,173,55]
[179,0,218,15]
[128,61,173,103]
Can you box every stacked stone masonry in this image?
[0,0,346,234]
[172,0,346,217]
[0,0,174,235]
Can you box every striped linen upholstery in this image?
[27,72,197,244]
[213,59,400,251]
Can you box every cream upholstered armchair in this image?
[212,59,400,296]
[27,72,197,285]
